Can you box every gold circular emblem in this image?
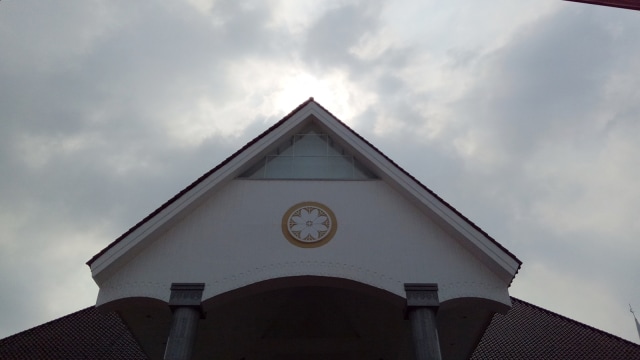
[282,202,337,248]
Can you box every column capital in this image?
[404,283,442,360]
[404,283,439,308]
[169,283,205,314]
[164,284,205,360]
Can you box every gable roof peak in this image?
[87,99,521,286]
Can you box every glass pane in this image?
[276,139,294,156]
[326,142,344,156]
[293,156,328,178]
[264,156,294,178]
[295,134,327,156]
[238,127,377,179]
[353,162,375,179]
[328,156,353,178]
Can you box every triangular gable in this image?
[87,98,521,286]
[239,123,377,180]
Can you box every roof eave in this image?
[307,102,521,283]
[88,99,317,283]
[89,98,521,286]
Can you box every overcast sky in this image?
[1,0,639,344]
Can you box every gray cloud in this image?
[303,2,381,67]
[430,6,640,340]
[1,0,639,343]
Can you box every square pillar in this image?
[405,283,442,360]
[164,283,205,360]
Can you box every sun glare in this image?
[274,72,332,111]
[269,69,375,126]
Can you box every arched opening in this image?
[195,276,410,360]
[98,277,510,359]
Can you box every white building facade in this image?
[87,99,521,360]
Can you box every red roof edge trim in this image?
[564,0,640,10]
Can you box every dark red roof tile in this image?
[471,298,640,359]
[0,307,147,360]
[2,297,639,359]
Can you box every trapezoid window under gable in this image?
[239,124,377,180]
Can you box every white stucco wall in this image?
[96,179,510,307]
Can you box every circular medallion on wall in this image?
[282,201,337,248]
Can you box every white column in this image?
[405,283,442,360]
[164,283,205,360]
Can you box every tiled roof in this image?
[0,306,147,360]
[471,298,640,359]
[2,297,638,359]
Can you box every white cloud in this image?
[185,0,216,15]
